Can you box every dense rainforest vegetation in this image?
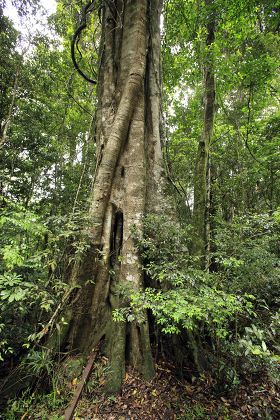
[0,0,279,418]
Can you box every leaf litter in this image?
[73,359,280,419]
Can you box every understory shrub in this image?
[0,198,90,363]
[113,213,280,389]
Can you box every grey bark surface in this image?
[58,0,164,392]
[192,0,215,268]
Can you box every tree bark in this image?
[57,0,164,393]
[0,68,19,148]
[192,0,215,268]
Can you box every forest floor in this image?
[73,360,280,420]
[1,357,279,419]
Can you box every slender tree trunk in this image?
[56,0,164,393]
[0,68,19,147]
[192,0,215,268]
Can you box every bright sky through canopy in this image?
[4,0,57,34]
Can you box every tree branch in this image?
[71,1,97,84]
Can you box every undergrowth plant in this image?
[113,213,280,389]
[0,198,91,363]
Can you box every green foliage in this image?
[25,348,54,377]
[0,0,96,367]
[1,0,279,406]
[163,0,280,220]
[239,324,272,358]
[4,363,66,420]
[213,212,280,385]
[214,211,280,306]
[4,354,109,419]
[0,199,91,362]
[1,2,96,213]
[224,312,280,386]
[115,215,254,340]
[0,8,20,130]
[114,213,280,388]
[0,199,49,360]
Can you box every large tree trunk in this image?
[192,0,215,268]
[58,0,164,393]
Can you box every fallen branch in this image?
[64,345,99,420]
